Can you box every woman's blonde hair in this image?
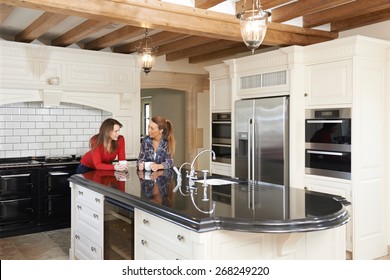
[152,115,176,157]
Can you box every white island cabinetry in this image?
[70,183,104,260]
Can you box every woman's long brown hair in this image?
[152,115,176,157]
[90,118,123,153]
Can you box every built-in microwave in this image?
[305,108,351,180]
[212,113,231,164]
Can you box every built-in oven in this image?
[104,197,134,260]
[305,108,351,180]
[212,112,231,164]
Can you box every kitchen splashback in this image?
[0,101,112,158]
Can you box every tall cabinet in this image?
[303,36,389,259]
[205,64,232,177]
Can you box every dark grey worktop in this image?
[69,166,350,233]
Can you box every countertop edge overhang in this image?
[69,175,351,234]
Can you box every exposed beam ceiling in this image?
[0,0,389,64]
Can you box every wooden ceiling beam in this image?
[2,0,336,47]
[303,0,390,28]
[15,11,67,43]
[0,4,14,24]
[166,39,251,61]
[51,19,109,47]
[272,0,354,23]
[331,8,390,32]
[85,25,145,50]
[195,0,225,9]
[189,44,272,64]
[114,31,190,54]
[157,36,217,56]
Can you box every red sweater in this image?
[80,136,126,170]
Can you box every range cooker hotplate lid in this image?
[45,155,74,163]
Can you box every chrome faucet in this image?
[189,149,216,180]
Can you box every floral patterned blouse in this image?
[137,136,174,169]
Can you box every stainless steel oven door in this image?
[211,143,231,164]
[305,148,351,180]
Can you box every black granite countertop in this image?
[69,166,350,233]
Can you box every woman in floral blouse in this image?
[137,115,176,171]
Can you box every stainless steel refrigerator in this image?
[235,96,289,186]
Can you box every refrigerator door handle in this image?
[251,118,255,185]
[247,119,252,182]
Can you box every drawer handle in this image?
[77,205,82,210]
[78,191,83,196]
[141,240,147,246]
[177,235,184,242]
[93,213,99,219]
[143,219,149,225]
[91,247,96,252]
[95,198,100,203]
[75,234,80,240]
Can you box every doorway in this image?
[140,88,186,167]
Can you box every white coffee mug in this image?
[144,161,153,171]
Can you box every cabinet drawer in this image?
[135,210,192,254]
[75,185,104,212]
[135,232,187,260]
[74,231,102,260]
[75,202,103,244]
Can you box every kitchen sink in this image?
[195,178,238,186]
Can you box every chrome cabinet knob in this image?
[143,219,149,225]
[141,240,147,246]
[177,234,184,242]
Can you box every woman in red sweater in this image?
[76,118,128,174]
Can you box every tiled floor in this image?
[0,228,389,260]
[0,228,70,260]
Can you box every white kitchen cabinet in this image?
[205,64,232,112]
[135,209,198,260]
[305,59,353,107]
[305,175,353,251]
[210,78,231,112]
[70,183,104,260]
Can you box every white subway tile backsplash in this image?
[36,108,50,115]
[13,129,29,136]
[0,101,111,157]
[50,122,64,129]
[0,115,12,121]
[6,150,21,157]
[43,142,57,149]
[43,115,57,122]
[70,116,83,122]
[6,136,21,144]
[21,122,35,129]
[21,108,36,115]
[29,129,43,136]
[21,136,36,143]
[5,122,21,129]
[36,136,50,142]
[5,108,20,114]
[29,115,43,122]
[0,129,13,136]
[50,135,64,142]
[29,143,43,149]
[14,143,28,150]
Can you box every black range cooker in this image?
[0,156,80,238]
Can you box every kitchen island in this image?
[68,165,350,260]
